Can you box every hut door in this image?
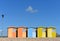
[13,29,16,37]
[32,29,36,38]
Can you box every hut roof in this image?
[48,27,56,29]
[37,26,46,29]
[17,26,27,29]
[8,26,16,29]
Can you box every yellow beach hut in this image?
[37,27,46,38]
[47,27,56,38]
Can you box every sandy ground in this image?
[0,37,60,41]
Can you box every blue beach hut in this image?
[28,27,36,38]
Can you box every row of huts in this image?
[8,26,56,38]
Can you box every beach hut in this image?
[17,26,27,38]
[28,27,36,38]
[47,27,56,38]
[37,27,46,38]
[8,26,16,38]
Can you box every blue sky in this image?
[0,0,60,36]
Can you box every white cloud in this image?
[26,6,38,13]
[0,30,2,32]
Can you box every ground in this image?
[0,37,60,41]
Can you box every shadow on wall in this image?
[56,33,60,37]
[0,36,8,38]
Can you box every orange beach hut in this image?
[8,26,16,38]
[17,26,27,38]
